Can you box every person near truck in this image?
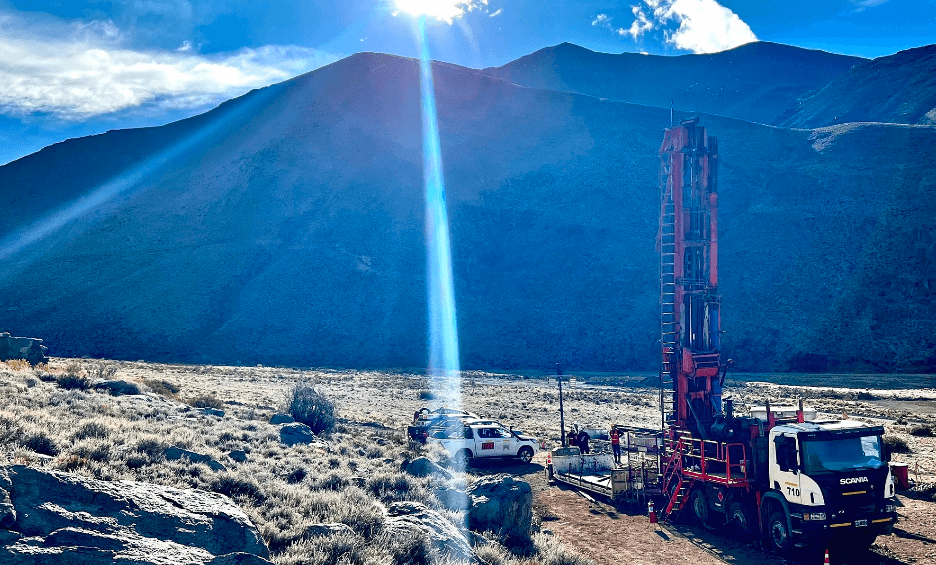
[577,430,590,454]
[610,426,621,465]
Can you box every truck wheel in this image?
[518,446,534,464]
[690,489,709,525]
[453,449,472,469]
[767,511,792,554]
[728,502,753,535]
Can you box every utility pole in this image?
[557,363,567,447]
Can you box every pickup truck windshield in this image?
[801,435,884,475]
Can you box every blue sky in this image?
[0,0,933,164]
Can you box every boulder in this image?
[433,486,467,512]
[0,465,269,564]
[0,333,48,365]
[279,423,316,446]
[402,457,451,479]
[164,447,227,472]
[385,501,474,563]
[199,408,225,417]
[269,413,294,425]
[228,451,248,463]
[94,380,141,396]
[466,474,532,541]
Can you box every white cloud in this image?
[625,0,757,54]
[392,1,491,24]
[489,8,503,17]
[848,0,891,11]
[592,13,627,37]
[0,12,340,119]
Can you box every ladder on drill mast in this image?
[660,158,678,429]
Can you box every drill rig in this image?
[657,118,897,555]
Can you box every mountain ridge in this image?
[1,50,935,372]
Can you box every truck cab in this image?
[429,422,538,466]
[763,420,897,552]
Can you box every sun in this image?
[393,0,468,23]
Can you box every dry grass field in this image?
[0,358,933,564]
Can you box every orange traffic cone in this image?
[823,548,830,565]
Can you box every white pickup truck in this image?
[428,421,539,466]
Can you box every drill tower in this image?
[658,118,725,437]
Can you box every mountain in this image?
[1,51,935,372]
[483,42,864,125]
[779,44,936,128]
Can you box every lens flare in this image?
[416,16,466,490]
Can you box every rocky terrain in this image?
[1,45,935,373]
[0,358,933,564]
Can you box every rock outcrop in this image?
[466,474,532,541]
[268,414,294,425]
[385,501,474,563]
[0,333,47,366]
[164,447,227,471]
[402,457,451,479]
[0,465,270,564]
[279,423,319,447]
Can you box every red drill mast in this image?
[658,117,725,438]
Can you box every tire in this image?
[728,502,753,535]
[690,489,709,525]
[453,449,472,469]
[767,510,792,554]
[518,446,534,464]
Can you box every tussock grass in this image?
[0,361,613,565]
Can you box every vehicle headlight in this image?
[885,504,896,513]
[803,513,826,521]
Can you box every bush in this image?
[285,384,336,434]
[56,372,92,391]
[910,425,934,437]
[73,421,110,440]
[188,394,224,410]
[418,390,435,401]
[87,362,117,381]
[23,432,59,456]
[883,435,910,454]
[144,379,180,398]
[210,472,266,502]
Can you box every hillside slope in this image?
[0,52,934,372]
[780,44,936,128]
[483,42,863,125]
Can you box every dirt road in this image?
[471,455,936,565]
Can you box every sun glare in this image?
[394,0,467,23]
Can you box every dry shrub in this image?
[276,530,373,565]
[883,435,910,454]
[144,379,180,398]
[910,425,934,437]
[23,431,58,456]
[285,384,336,435]
[188,394,224,410]
[87,362,117,381]
[532,532,594,565]
[210,471,266,502]
[4,359,31,372]
[54,454,87,472]
[73,421,110,440]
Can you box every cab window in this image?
[774,436,798,472]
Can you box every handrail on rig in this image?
[664,431,749,485]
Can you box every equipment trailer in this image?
[547,427,662,505]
